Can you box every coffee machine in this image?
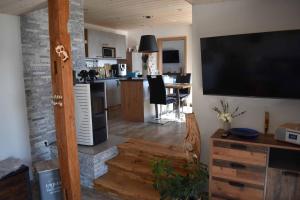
[118,64,127,77]
[111,64,127,77]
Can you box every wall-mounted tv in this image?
[200,30,300,99]
[163,50,180,63]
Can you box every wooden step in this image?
[94,172,160,200]
[107,154,154,184]
[118,139,187,163]
[94,138,188,200]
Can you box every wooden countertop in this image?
[212,129,300,151]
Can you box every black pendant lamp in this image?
[138,35,158,53]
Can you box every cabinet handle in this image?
[230,162,246,170]
[228,181,245,188]
[282,171,299,177]
[230,143,247,150]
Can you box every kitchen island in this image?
[120,79,155,122]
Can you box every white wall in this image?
[0,14,32,167]
[127,24,192,73]
[162,40,185,73]
[192,0,300,163]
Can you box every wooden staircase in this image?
[94,138,187,200]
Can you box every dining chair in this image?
[168,73,191,112]
[147,75,177,121]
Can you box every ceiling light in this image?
[143,16,153,19]
[138,35,158,53]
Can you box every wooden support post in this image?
[48,0,81,199]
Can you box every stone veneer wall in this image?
[20,0,86,163]
[50,145,119,188]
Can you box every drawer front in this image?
[212,160,266,186]
[212,141,267,166]
[212,178,264,200]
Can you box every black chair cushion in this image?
[168,93,189,99]
[166,97,177,104]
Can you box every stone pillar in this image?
[20,0,85,163]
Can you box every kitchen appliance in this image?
[102,47,116,58]
[111,64,118,77]
[74,82,108,146]
[118,64,127,76]
[111,64,127,77]
[275,123,300,146]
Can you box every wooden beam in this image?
[48,0,81,199]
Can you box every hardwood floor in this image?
[108,116,187,146]
[33,115,187,200]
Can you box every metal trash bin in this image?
[35,160,62,200]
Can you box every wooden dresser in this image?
[210,129,300,200]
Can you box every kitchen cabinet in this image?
[106,79,121,107]
[86,29,126,59]
[87,29,102,58]
[115,34,126,59]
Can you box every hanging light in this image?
[138,35,158,53]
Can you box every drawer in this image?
[212,141,267,166]
[212,160,266,186]
[211,178,264,200]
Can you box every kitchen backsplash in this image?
[85,59,117,68]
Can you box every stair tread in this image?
[94,139,188,200]
[107,154,153,176]
[94,172,159,200]
[118,139,187,160]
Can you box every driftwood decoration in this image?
[184,113,201,162]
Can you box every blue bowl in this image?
[229,128,259,139]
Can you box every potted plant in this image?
[151,158,209,200]
[212,99,246,131]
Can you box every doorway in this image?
[157,36,187,75]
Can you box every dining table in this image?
[165,83,192,119]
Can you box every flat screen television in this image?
[200,30,300,99]
[163,50,180,63]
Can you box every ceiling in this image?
[186,0,234,4]
[0,0,235,30]
[84,0,192,30]
[0,0,46,15]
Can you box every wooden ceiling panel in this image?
[186,0,237,5]
[1,0,234,30]
[84,0,192,30]
[0,0,46,15]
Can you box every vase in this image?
[223,121,231,131]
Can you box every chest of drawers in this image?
[210,129,300,200]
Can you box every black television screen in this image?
[163,50,180,63]
[201,30,300,99]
